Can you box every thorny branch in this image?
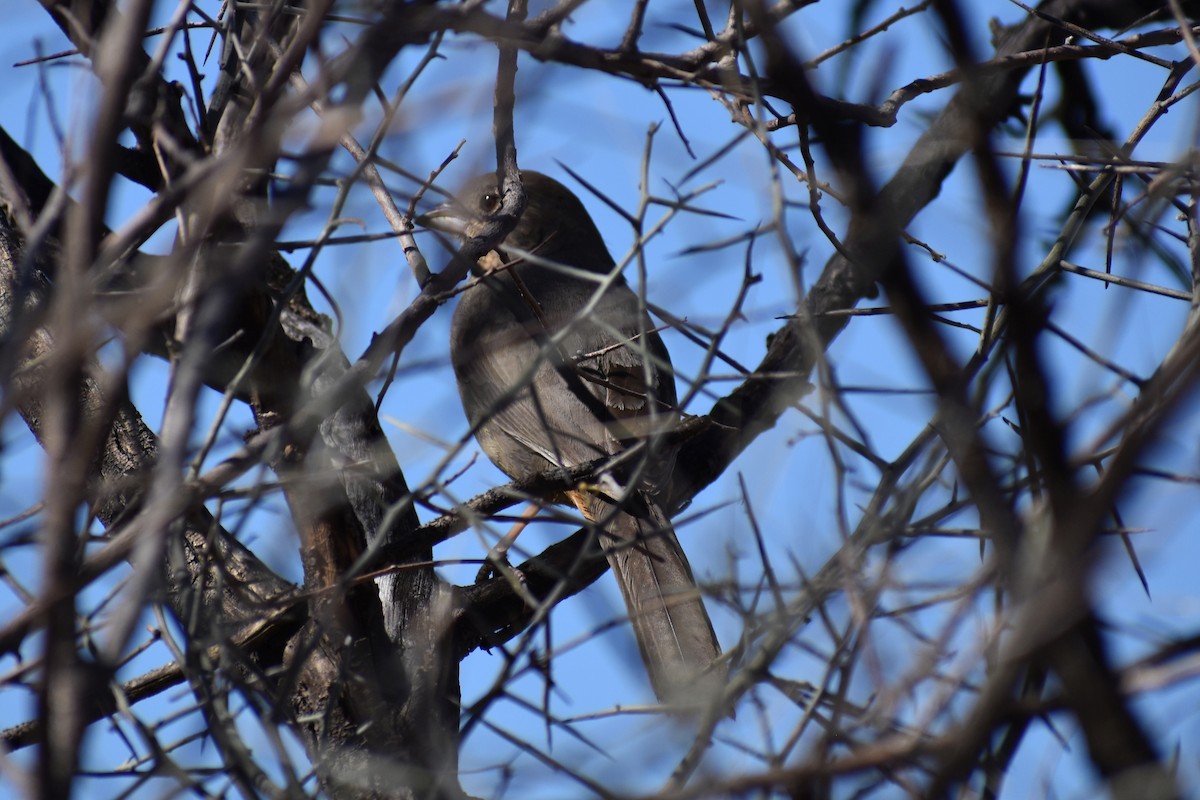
[1,0,1199,798]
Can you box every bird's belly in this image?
[465,360,611,479]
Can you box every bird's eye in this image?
[479,191,500,213]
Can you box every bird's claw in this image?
[475,550,513,584]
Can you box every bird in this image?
[422,170,722,706]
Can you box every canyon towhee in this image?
[424,170,722,705]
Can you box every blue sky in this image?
[2,2,1200,798]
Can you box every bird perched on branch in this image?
[422,170,722,706]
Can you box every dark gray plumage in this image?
[429,171,722,704]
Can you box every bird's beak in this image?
[416,202,471,237]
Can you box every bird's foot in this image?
[475,548,513,584]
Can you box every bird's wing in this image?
[559,285,678,493]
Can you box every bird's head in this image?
[419,171,615,274]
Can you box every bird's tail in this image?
[585,495,724,709]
